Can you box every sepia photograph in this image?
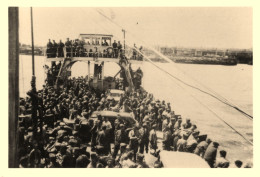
[8,6,253,169]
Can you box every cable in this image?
[140,50,253,146]
[95,8,253,120]
[87,10,254,147]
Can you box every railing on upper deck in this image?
[45,46,144,61]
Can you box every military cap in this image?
[120,143,127,147]
[49,137,55,140]
[152,124,157,128]
[213,142,219,147]
[72,130,79,136]
[49,153,56,159]
[54,142,61,148]
[220,150,227,157]
[82,112,88,116]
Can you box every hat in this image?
[220,150,227,157]
[54,142,61,148]
[152,124,157,128]
[213,142,219,147]
[74,125,80,131]
[120,143,127,147]
[82,112,88,117]
[235,160,243,167]
[72,131,79,136]
[49,153,56,159]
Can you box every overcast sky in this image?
[19,7,252,49]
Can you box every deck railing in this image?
[45,47,143,61]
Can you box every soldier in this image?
[72,40,78,57]
[65,38,72,57]
[162,126,172,151]
[90,120,99,151]
[112,40,118,58]
[47,39,53,58]
[58,40,65,57]
[52,40,58,58]
[113,124,128,158]
[194,138,211,157]
[96,125,108,155]
[177,133,188,152]
[128,125,140,162]
[204,142,219,168]
[149,124,158,154]
[87,152,98,168]
[139,123,149,154]
[133,43,137,60]
[117,41,122,55]
[214,150,230,168]
[183,118,192,129]
[162,116,169,132]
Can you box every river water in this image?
[19,55,253,165]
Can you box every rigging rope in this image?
[93,9,253,146]
[95,8,253,120]
[138,49,254,146]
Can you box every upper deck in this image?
[45,33,144,64]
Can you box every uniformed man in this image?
[149,124,158,154]
[52,40,58,58]
[214,150,230,168]
[129,125,140,162]
[117,41,122,55]
[182,118,192,129]
[47,39,53,58]
[112,40,118,58]
[139,123,149,154]
[72,40,78,57]
[58,40,65,57]
[113,124,128,158]
[96,125,108,155]
[162,126,172,151]
[133,43,137,60]
[65,38,72,57]
[204,142,219,168]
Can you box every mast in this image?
[31,7,35,76]
[28,7,40,137]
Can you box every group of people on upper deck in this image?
[46,38,143,60]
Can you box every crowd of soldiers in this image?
[46,38,143,60]
[17,75,251,168]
